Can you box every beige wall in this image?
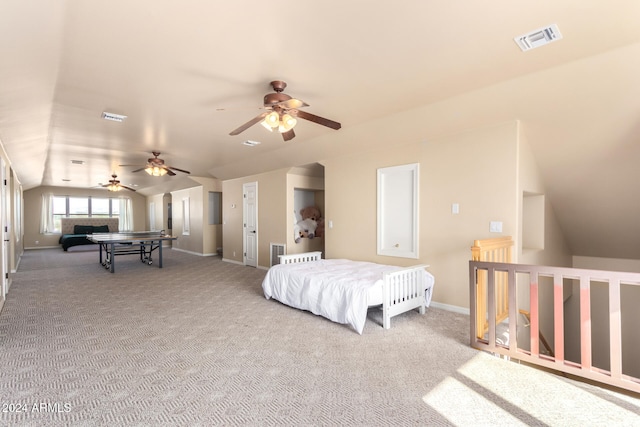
[196,177,223,256]
[23,186,146,248]
[147,177,222,256]
[222,169,287,266]
[146,193,165,232]
[10,168,23,273]
[322,122,519,309]
[170,187,204,255]
[517,125,572,267]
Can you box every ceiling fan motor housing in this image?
[264,92,291,107]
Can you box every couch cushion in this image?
[93,225,110,233]
[73,225,94,234]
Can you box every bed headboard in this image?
[61,218,119,235]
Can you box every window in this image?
[42,195,131,233]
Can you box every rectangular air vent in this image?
[270,243,286,267]
[514,24,562,52]
[243,140,261,147]
[101,112,127,122]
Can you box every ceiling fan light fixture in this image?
[145,166,168,176]
[279,114,297,132]
[260,120,274,132]
[107,184,121,192]
[263,111,280,128]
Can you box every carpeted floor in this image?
[0,248,638,426]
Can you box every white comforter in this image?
[262,259,435,334]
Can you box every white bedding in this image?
[262,259,435,334]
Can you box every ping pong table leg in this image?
[159,241,163,268]
[109,242,115,273]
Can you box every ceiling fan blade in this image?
[294,109,341,130]
[166,169,176,176]
[275,98,309,109]
[120,185,136,192]
[229,111,269,135]
[128,167,146,173]
[282,129,295,141]
[167,166,191,174]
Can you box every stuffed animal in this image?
[300,206,321,222]
[294,218,318,243]
[300,206,324,238]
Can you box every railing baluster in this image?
[508,268,517,352]
[553,273,565,363]
[530,271,539,356]
[579,276,591,370]
[609,278,622,379]
[487,267,496,351]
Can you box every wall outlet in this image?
[35,240,39,245]
[490,221,503,233]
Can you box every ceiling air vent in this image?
[514,24,562,52]
[101,112,127,122]
[243,140,261,147]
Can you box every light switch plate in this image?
[490,221,503,232]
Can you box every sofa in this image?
[59,218,119,251]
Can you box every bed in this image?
[262,251,435,334]
[59,218,119,251]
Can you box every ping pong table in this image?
[86,231,177,273]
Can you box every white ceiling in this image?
[2,1,640,259]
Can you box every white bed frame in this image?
[279,251,428,329]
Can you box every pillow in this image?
[73,225,94,234]
[93,225,110,233]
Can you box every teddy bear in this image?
[293,218,318,243]
[300,206,324,238]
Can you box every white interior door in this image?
[243,182,257,267]
[1,158,7,298]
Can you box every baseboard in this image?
[24,246,59,250]
[171,247,217,257]
[430,301,470,316]
[221,258,244,266]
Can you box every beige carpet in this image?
[0,248,638,426]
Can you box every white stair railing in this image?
[469,260,640,394]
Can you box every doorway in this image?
[243,182,257,267]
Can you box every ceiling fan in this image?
[100,174,135,192]
[229,80,341,141]
[120,151,191,176]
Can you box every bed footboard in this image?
[279,251,322,265]
[383,265,429,329]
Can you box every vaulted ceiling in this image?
[2,1,640,259]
